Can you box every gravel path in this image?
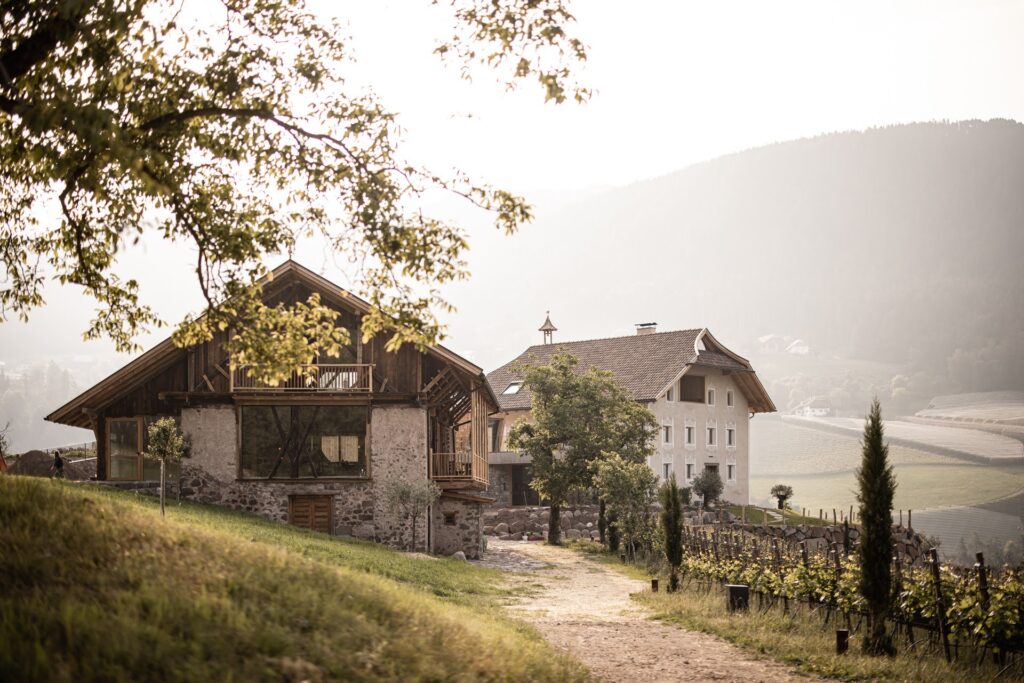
[480,539,814,683]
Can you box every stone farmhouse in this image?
[46,261,495,558]
[485,319,776,506]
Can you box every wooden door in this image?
[288,495,333,534]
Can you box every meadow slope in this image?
[0,477,587,682]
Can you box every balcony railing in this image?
[231,364,373,393]
[429,451,488,486]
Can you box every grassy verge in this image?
[0,477,588,682]
[726,504,830,526]
[636,581,1018,682]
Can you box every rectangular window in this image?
[726,428,735,447]
[727,390,734,407]
[686,463,694,479]
[707,388,716,406]
[663,463,672,479]
[685,426,695,445]
[107,416,180,481]
[707,427,717,446]
[489,418,503,452]
[240,405,369,479]
[666,386,674,402]
[502,382,522,395]
[727,464,736,481]
[680,375,705,403]
[705,463,719,476]
[662,424,673,444]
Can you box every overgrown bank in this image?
[0,477,587,682]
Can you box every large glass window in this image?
[108,416,181,480]
[109,418,141,480]
[240,405,369,479]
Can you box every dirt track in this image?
[481,539,815,683]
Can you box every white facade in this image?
[648,367,750,505]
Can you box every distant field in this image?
[750,416,957,477]
[803,416,1024,461]
[748,416,1024,511]
[751,465,1024,514]
[916,390,1024,424]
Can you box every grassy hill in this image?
[0,476,587,682]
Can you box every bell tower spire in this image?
[539,312,557,345]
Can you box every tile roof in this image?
[488,329,716,411]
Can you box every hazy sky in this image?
[2,0,1022,379]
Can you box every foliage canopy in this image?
[0,0,587,382]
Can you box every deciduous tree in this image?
[593,452,658,561]
[144,417,186,517]
[691,469,723,506]
[507,352,657,545]
[770,483,794,510]
[0,0,587,382]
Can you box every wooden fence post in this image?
[929,548,952,663]
[907,509,912,531]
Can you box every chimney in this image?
[635,322,657,336]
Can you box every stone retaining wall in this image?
[724,520,931,564]
[483,504,602,541]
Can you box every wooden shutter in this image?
[288,495,333,534]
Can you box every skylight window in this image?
[502,382,523,395]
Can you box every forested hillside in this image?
[528,120,1024,411]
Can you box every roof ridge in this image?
[521,327,703,350]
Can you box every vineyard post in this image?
[928,548,953,663]
[907,509,912,531]
[833,508,837,525]
[974,552,989,610]
[819,508,823,521]
[899,509,903,527]
[893,553,915,650]
[849,505,854,524]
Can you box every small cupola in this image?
[539,312,557,344]
[635,322,657,336]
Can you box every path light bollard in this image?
[836,629,849,655]
[651,578,659,593]
[726,584,750,611]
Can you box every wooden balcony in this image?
[429,451,488,487]
[231,364,373,393]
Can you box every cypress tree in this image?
[660,473,684,592]
[857,399,897,656]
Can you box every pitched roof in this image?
[46,260,493,427]
[486,328,775,413]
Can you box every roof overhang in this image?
[46,259,489,427]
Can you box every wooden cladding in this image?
[288,495,334,534]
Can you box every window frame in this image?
[707,387,716,406]
[727,463,736,481]
[235,403,372,481]
[502,382,523,395]
[707,424,717,448]
[106,416,144,481]
[662,421,673,445]
[726,427,736,448]
[666,386,675,402]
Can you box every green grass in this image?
[724,504,830,527]
[636,581,1018,682]
[0,476,588,682]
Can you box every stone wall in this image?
[432,497,484,558]
[178,403,436,552]
[483,504,602,541]
[485,464,513,506]
[369,405,429,551]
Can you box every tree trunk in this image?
[547,503,562,545]
[159,457,166,517]
[410,513,417,552]
[598,499,607,545]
